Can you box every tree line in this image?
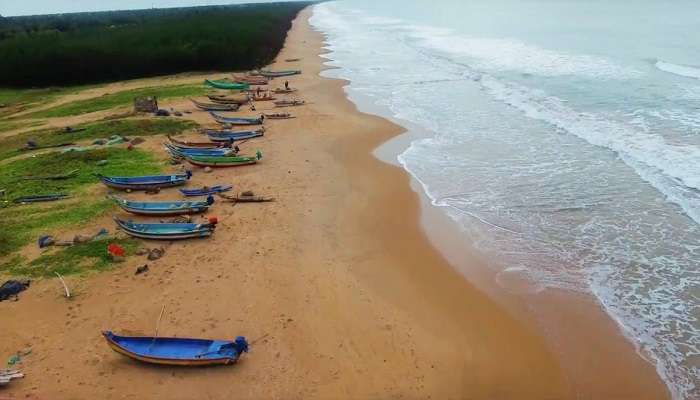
[0,2,314,87]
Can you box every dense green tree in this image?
[0,2,313,87]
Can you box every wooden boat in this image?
[114,217,216,240]
[210,112,263,126]
[164,143,235,158]
[263,112,294,119]
[218,192,274,204]
[204,79,250,90]
[184,152,262,168]
[273,88,297,94]
[102,331,248,366]
[167,135,231,149]
[259,70,301,78]
[232,75,269,85]
[14,193,68,203]
[274,99,305,107]
[190,98,238,112]
[207,94,250,105]
[97,171,192,191]
[206,129,265,142]
[180,185,232,197]
[285,58,301,62]
[111,195,214,216]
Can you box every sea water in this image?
[310,1,700,398]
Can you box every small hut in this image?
[134,96,158,113]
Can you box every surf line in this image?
[440,202,522,235]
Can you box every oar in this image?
[147,304,167,353]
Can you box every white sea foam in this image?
[403,26,642,79]
[656,61,700,80]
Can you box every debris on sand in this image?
[0,280,30,302]
[135,265,149,275]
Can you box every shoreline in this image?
[311,7,672,399]
[0,7,670,399]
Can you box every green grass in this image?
[28,84,206,118]
[0,238,139,277]
[0,85,93,118]
[0,119,43,134]
[0,117,197,161]
[0,147,164,257]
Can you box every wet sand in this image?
[0,8,669,400]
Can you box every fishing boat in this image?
[180,185,232,197]
[204,79,250,90]
[164,143,236,158]
[190,98,239,112]
[263,112,294,119]
[274,99,305,107]
[207,94,250,105]
[184,152,262,168]
[114,217,216,240]
[111,195,214,216]
[232,75,269,85]
[97,172,192,191]
[210,112,263,126]
[14,193,68,203]
[273,87,297,94]
[205,128,265,142]
[259,70,301,78]
[167,135,231,149]
[102,331,248,366]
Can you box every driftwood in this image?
[55,272,71,298]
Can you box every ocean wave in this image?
[402,25,642,79]
[656,60,700,80]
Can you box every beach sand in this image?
[0,8,670,399]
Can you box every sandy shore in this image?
[0,8,670,399]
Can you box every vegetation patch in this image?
[0,117,197,161]
[0,147,163,257]
[27,84,206,118]
[0,86,91,118]
[0,238,139,277]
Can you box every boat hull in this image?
[114,218,215,240]
[102,331,247,366]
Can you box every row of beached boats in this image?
[100,69,301,244]
[100,69,303,367]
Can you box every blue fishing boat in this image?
[209,112,263,126]
[98,171,192,191]
[180,185,233,197]
[114,218,216,240]
[111,195,214,216]
[102,331,248,366]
